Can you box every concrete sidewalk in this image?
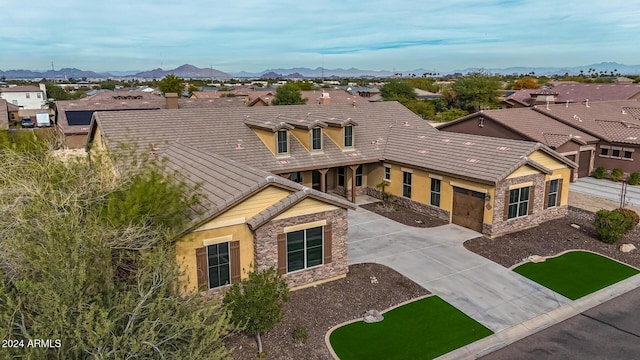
[570,177,640,208]
[348,207,571,333]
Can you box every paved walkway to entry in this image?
[348,207,571,333]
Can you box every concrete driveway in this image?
[348,207,571,333]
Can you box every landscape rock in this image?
[527,255,546,263]
[570,224,581,229]
[363,309,384,323]
[620,244,637,253]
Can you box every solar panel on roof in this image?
[65,110,95,126]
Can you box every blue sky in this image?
[2,0,639,73]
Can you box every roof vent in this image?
[496,146,510,151]
[235,143,244,149]
[466,158,479,163]
[302,187,312,194]
[419,150,428,154]
[418,135,427,139]
[403,121,410,126]
[622,110,627,114]
[566,100,569,108]
[462,141,474,146]
[585,99,590,108]
[442,138,451,143]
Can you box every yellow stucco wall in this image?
[373,163,496,224]
[196,186,290,231]
[528,151,569,170]
[274,198,339,220]
[545,167,571,206]
[177,223,254,294]
[324,126,351,150]
[507,165,539,178]
[252,128,277,155]
[92,126,105,151]
[290,128,311,151]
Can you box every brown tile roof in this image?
[504,83,640,106]
[92,102,574,185]
[0,86,42,93]
[56,91,246,136]
[160,142,353,229]
[533,100,640,144]
[438,108,599,148]
[92,102,409,173]
[383,120,572,184]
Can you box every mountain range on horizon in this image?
[1,62,639,80]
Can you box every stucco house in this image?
[0,85,48,116]
[439,100,640,179]
[87,102,575,292]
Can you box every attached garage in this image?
[452,187,485,232]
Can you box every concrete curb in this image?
[434,273,640,360]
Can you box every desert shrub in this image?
[593,166,606,179]
[611,168,624,182]
[595,209,630,243]
[629,172,640,185]
[292,325,308,344]
[613,208,639,232]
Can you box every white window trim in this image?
[343,125,354,148]
[508,187,530,220]
[311,127,323,152]
[547,179,559,208]
[402,171,412,198]
[384,166,391,181]
[206,242,231,289]
[430,178,441,207]
[276,130,289,155]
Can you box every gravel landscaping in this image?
[226,263,430,360]
[359,202,448,228]
[464,207,640,269]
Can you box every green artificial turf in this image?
[514,251,639,300]
[329,296,493,360]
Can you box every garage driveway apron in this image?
[348,207,570,332]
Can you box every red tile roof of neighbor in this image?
[90,102,575,185]
[438,107,599,148]
[505,83,640,107]
[533,100,640,144]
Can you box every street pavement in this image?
[480,287,640,360]
[570,177,640,208]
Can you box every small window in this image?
[207,243,230,289]
[311,127,322,151]
[26,93,30,99]
[547,179,559,208]
[287,227,323,272]
[290,171,303,184]
[12,100,17,105]
[430,178,441,207]
[344,125,354,147]
[384,166,391,181]
[337,167,345,187]
[624,151,633,159]
[600,148,609,156]
[37,93,42,99]
[508,187,530,219]
[612,149,621,158]
[402,172,412,198]
[276,130,288,155]
[355,166,363,187]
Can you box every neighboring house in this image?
[440,100,640,178]
[54,91,246,148]
[0,99,20,129]
[0,85,48,113]
[503,83,640,108]
[87,102,575,245]
[438,108,599,181]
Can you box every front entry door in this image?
[452,187,485,232]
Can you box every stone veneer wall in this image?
[366,187,450,222]
[488,173,568,236]
[253,208,349,288]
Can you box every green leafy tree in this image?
[401,99,436,120]
[450,72,501,112]
[224,267,289,356]
[435,108,469,122]
[99,80,117,90]
[513,77,540,90]
[158,74,185,95]
[272,83,307,105]
[188,84,199,97]
[380,80,417,101]
[0,145,235,359]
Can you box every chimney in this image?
[319,92,330,105]
[585,99,590,108]
[165,93,179,109]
